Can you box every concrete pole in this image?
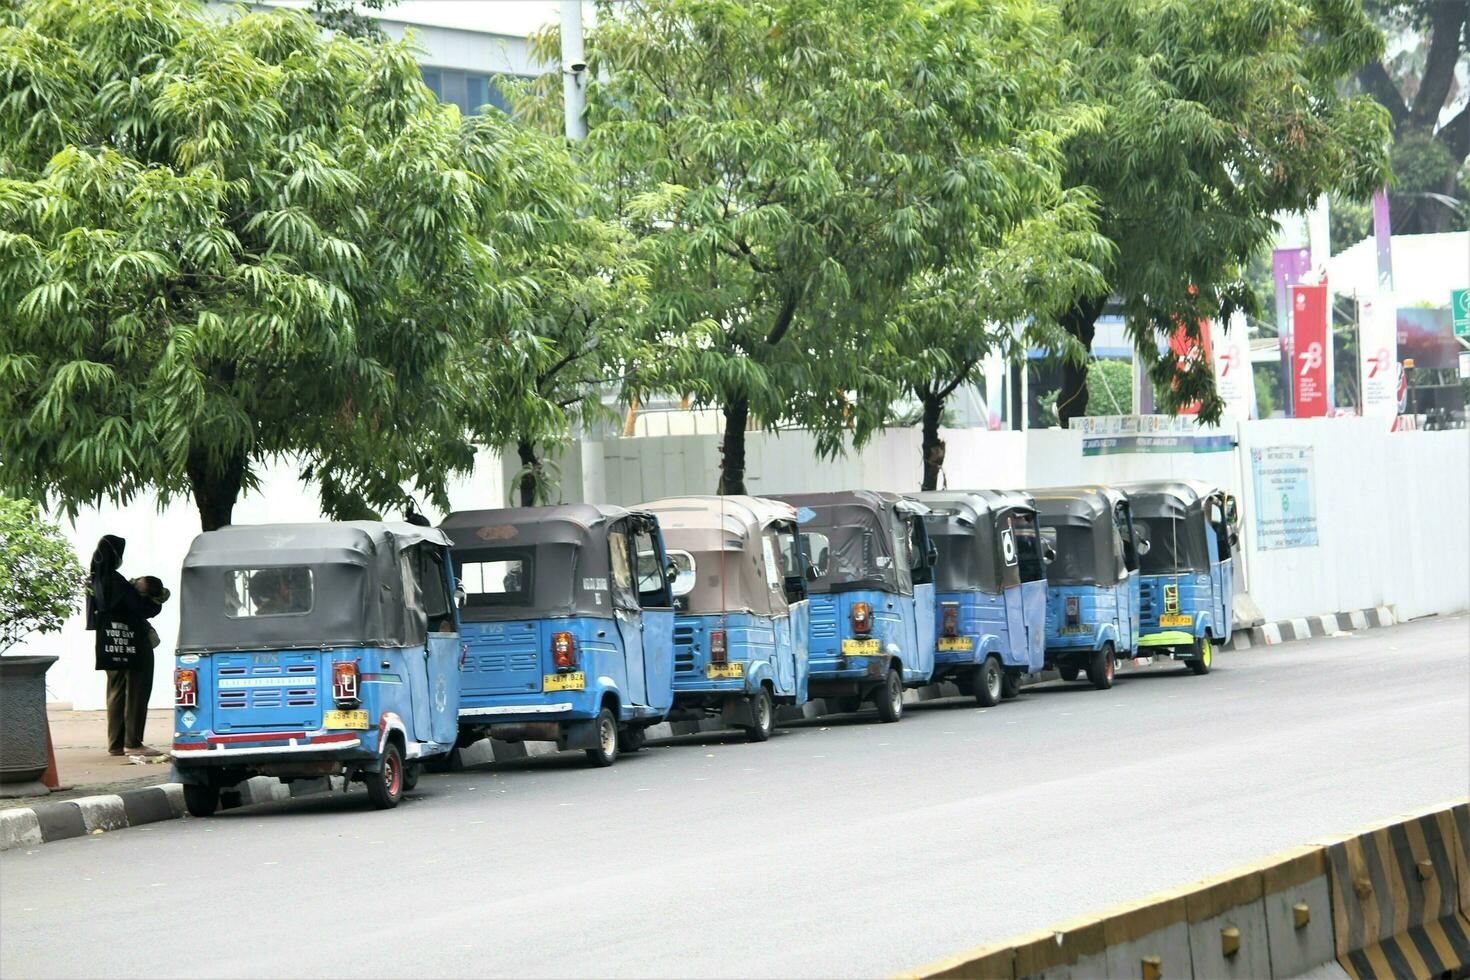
[560,0,587,141]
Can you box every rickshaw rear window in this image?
[1039,525,1097,584]
[226,567,314,617]
[458,557,532,607]
[800,532,832,579]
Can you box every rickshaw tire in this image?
[1058,664,1080,682]
[182,783,219,818]
[364,740,404,809]
[974,657,1002,707]
[403,761,422,792]
[833,695,865,714]
[584,708,620,767]
[1000,670,1022,700]
[1188,636,1213,675]
[745,687,775,742]
[1087,643,1115,690]
[873,668,903,723]
[618,724,646,753]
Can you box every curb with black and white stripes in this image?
[0,602,1402,852]
[1223,604,1397,650]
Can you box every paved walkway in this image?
[0,709,172,809]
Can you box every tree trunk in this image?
[186,447,246,532]
[717,396,749,495]
[1057,296,1106,429]
[919,391,946,491]
[516,439,539,507]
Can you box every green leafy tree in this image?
[1357,1,1468,233]
[0,0,552,529]
[528,0,1089,494]
[0,496,84,655]
[1051,0,1392,426]
[309,0,398,41]
[894,188,1110,489]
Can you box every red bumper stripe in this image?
[176,732,361,751]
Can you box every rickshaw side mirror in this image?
[665,560,679,585]
[453,586,467,609]
[1136,537,1151,556]
[1225,497,1240,525]
[805,564,819,582]
[1043,543,1056,563]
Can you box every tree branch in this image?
[1356,61,1409,131]
[1411,2,1468,127]
[1436,102,1470,164]
[763,291,800,347]
[936,357,979,400]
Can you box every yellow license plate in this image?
[707,662,744,679]
[938,636,974,652]
[1059,625,1090,635]
[1159,614,1194,627]
[544,671,586,692]
[841,638,881,655]
[323,709,368,730]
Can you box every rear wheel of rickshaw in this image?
[1058,664,1080,682]
[974,656,1003,707]
[1188,635,1213,675]
[873,668,904,723]
[364,741,405,809]
[182,782,219,818]
[832,695,865,714]
[1087,643,1116,690]
[745,687,775,742]
[585,708,620,767]
[402,760,422,792]
[1000,670,1022,700]
[618,724,646,753]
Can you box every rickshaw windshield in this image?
[456,550,534,608]
[226,567,314,617]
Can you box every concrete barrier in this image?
[906,799,1470,979]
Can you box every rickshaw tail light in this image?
[850,601,872,635]
[1065,596,1080,625]
[551,631,577,670]
[709,629,727,663]
[174,668,198,708]
[941,604,959,637]
[332,661,359,705]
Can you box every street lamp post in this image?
[561,0,587,141]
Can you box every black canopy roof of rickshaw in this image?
[440,504,659,621]
[1115,480,1217,522]
[914,490,1039,594]
[1028,486,1131,585]
[177,521,453,653]
[769,490,928,595]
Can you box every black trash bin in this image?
[0,655,58,798]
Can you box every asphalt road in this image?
[3,615,1467,979]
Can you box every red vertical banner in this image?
[1290,283,1329,418]
[1167,319,1213,415]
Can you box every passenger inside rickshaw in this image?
[244,567,312,616]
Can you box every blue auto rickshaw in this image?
[1030,486,1145,690]
[1118,481,1239,675]
[170,522,462,815]
[769,491,936,723]
[441,505,675,767]
[915,490,1047,706]
[642,495,810,742]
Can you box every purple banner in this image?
[1372,189,1394,293]
[1272,246,1312,416]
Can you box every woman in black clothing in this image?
[86,536,163,756]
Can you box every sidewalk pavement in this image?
[0,708,173,810]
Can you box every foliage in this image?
[1254,364,1277,419]
[309,0,397,40]
[0,0,555,529]
[1039,359,1133,426]
[1356,0,1468,233]
[525,0,1092,492]
[0,496,84,655]
[1051,0,1392,424]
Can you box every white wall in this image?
[19,452,504,711]
[528,419,1468,625]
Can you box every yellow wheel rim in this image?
[1202,637,1212,668]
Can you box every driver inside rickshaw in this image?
[249,567,311,615]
